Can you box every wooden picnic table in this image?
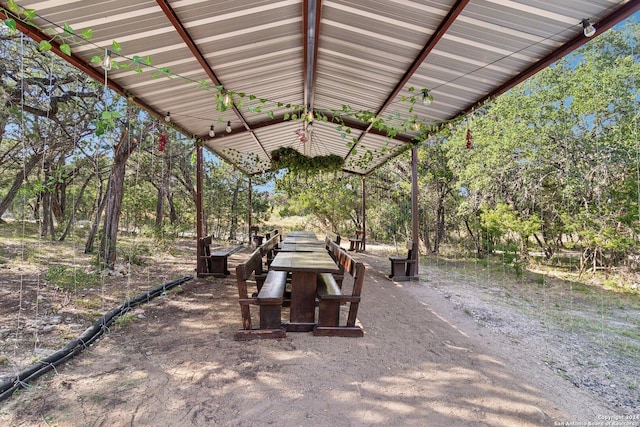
[277,242,327,252]
[281,236,323,244]
[284,231,317,238]
[270,250,339,332]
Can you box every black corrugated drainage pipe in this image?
[0,275,193,402]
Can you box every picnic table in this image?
[284,231,317,238]
[282,236,323,244]
[269,250,339,332]
[277,242,327,252]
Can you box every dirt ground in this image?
[1,237,639,426]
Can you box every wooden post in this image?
[361,176,366,251]
[196,144,204,277]
[411,144,419,277]
[248,176,252,244]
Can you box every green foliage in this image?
[434,21,640,265]
[274,172,361,232]
[270,147,345,175]
[114,313,135,328]
[45,265,100,290]
[119,242,151,266]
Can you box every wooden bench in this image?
[198,235,215,276]
[348,230,364,252]
[314,246,365,337]
[326,231,341,245]
[210,244,244,277]
[324,238,345,287]
[198,236,244,277]
[251,227,279,248]
[389,240,418,281]
[253,233,283,292]
[259,231,281,267]
[264,228,279,240]
[235,249,288,340]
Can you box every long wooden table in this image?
[284,231,317,238]
[269,250,339,332]
[281,236,323,244]
[277,242,327,252]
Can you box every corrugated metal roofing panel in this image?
[8,0,637,175]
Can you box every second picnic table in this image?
[270,240,339,332]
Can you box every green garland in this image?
[270,147,344,175]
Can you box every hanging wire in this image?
[15,32,26,364]
[124,103,136,302]
[70,72,81,326]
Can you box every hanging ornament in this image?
[158,132,167,152]
[466,128,473,149]
[295,128,307,143]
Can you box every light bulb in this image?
[101,49,112,71]
[209,125,215,138]
[421,89,432,106]
[306,111,314,122]
[226,121,232,133]
[582,19,596,37]
[223,93,231,107]
[165,112,171,122]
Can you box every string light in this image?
[582,19,596,37]
[165,112,171,122]
[226,121,232,133]
[223,92,232,108]
[209,124,215,137]
[101,49,112,71]
[421,88,433,106]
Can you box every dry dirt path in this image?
[0,246,633,426]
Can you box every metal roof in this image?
[3,0,639,175]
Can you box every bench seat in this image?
[235,249,287,340]
[199,241,243,277]
[389,241,418,281]
[314,247,365,337]
[256,271,288,330]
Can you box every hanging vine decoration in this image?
[270,147,344,175]
[219,147,271,172]
[0,0,91,56]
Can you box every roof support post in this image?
[196,144,205,277]
[361,177,366,252]
[248,177,253,243]
[411,144,419,277]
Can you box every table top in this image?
[284,231,317,238]
[282,236,323,244]
[270,251,339,273]
[278,242,328,252]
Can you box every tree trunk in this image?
[464,219,483,257]
[228,184,239,241]
[100,128,137,268]
[84,179,109,254]
[0,150,43,219]
[167,192,178,224]
[41,189,56,240]
[155,184,166,229]
[59,172,94,241]
[433,198,445,255]
[40,160,57,240]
